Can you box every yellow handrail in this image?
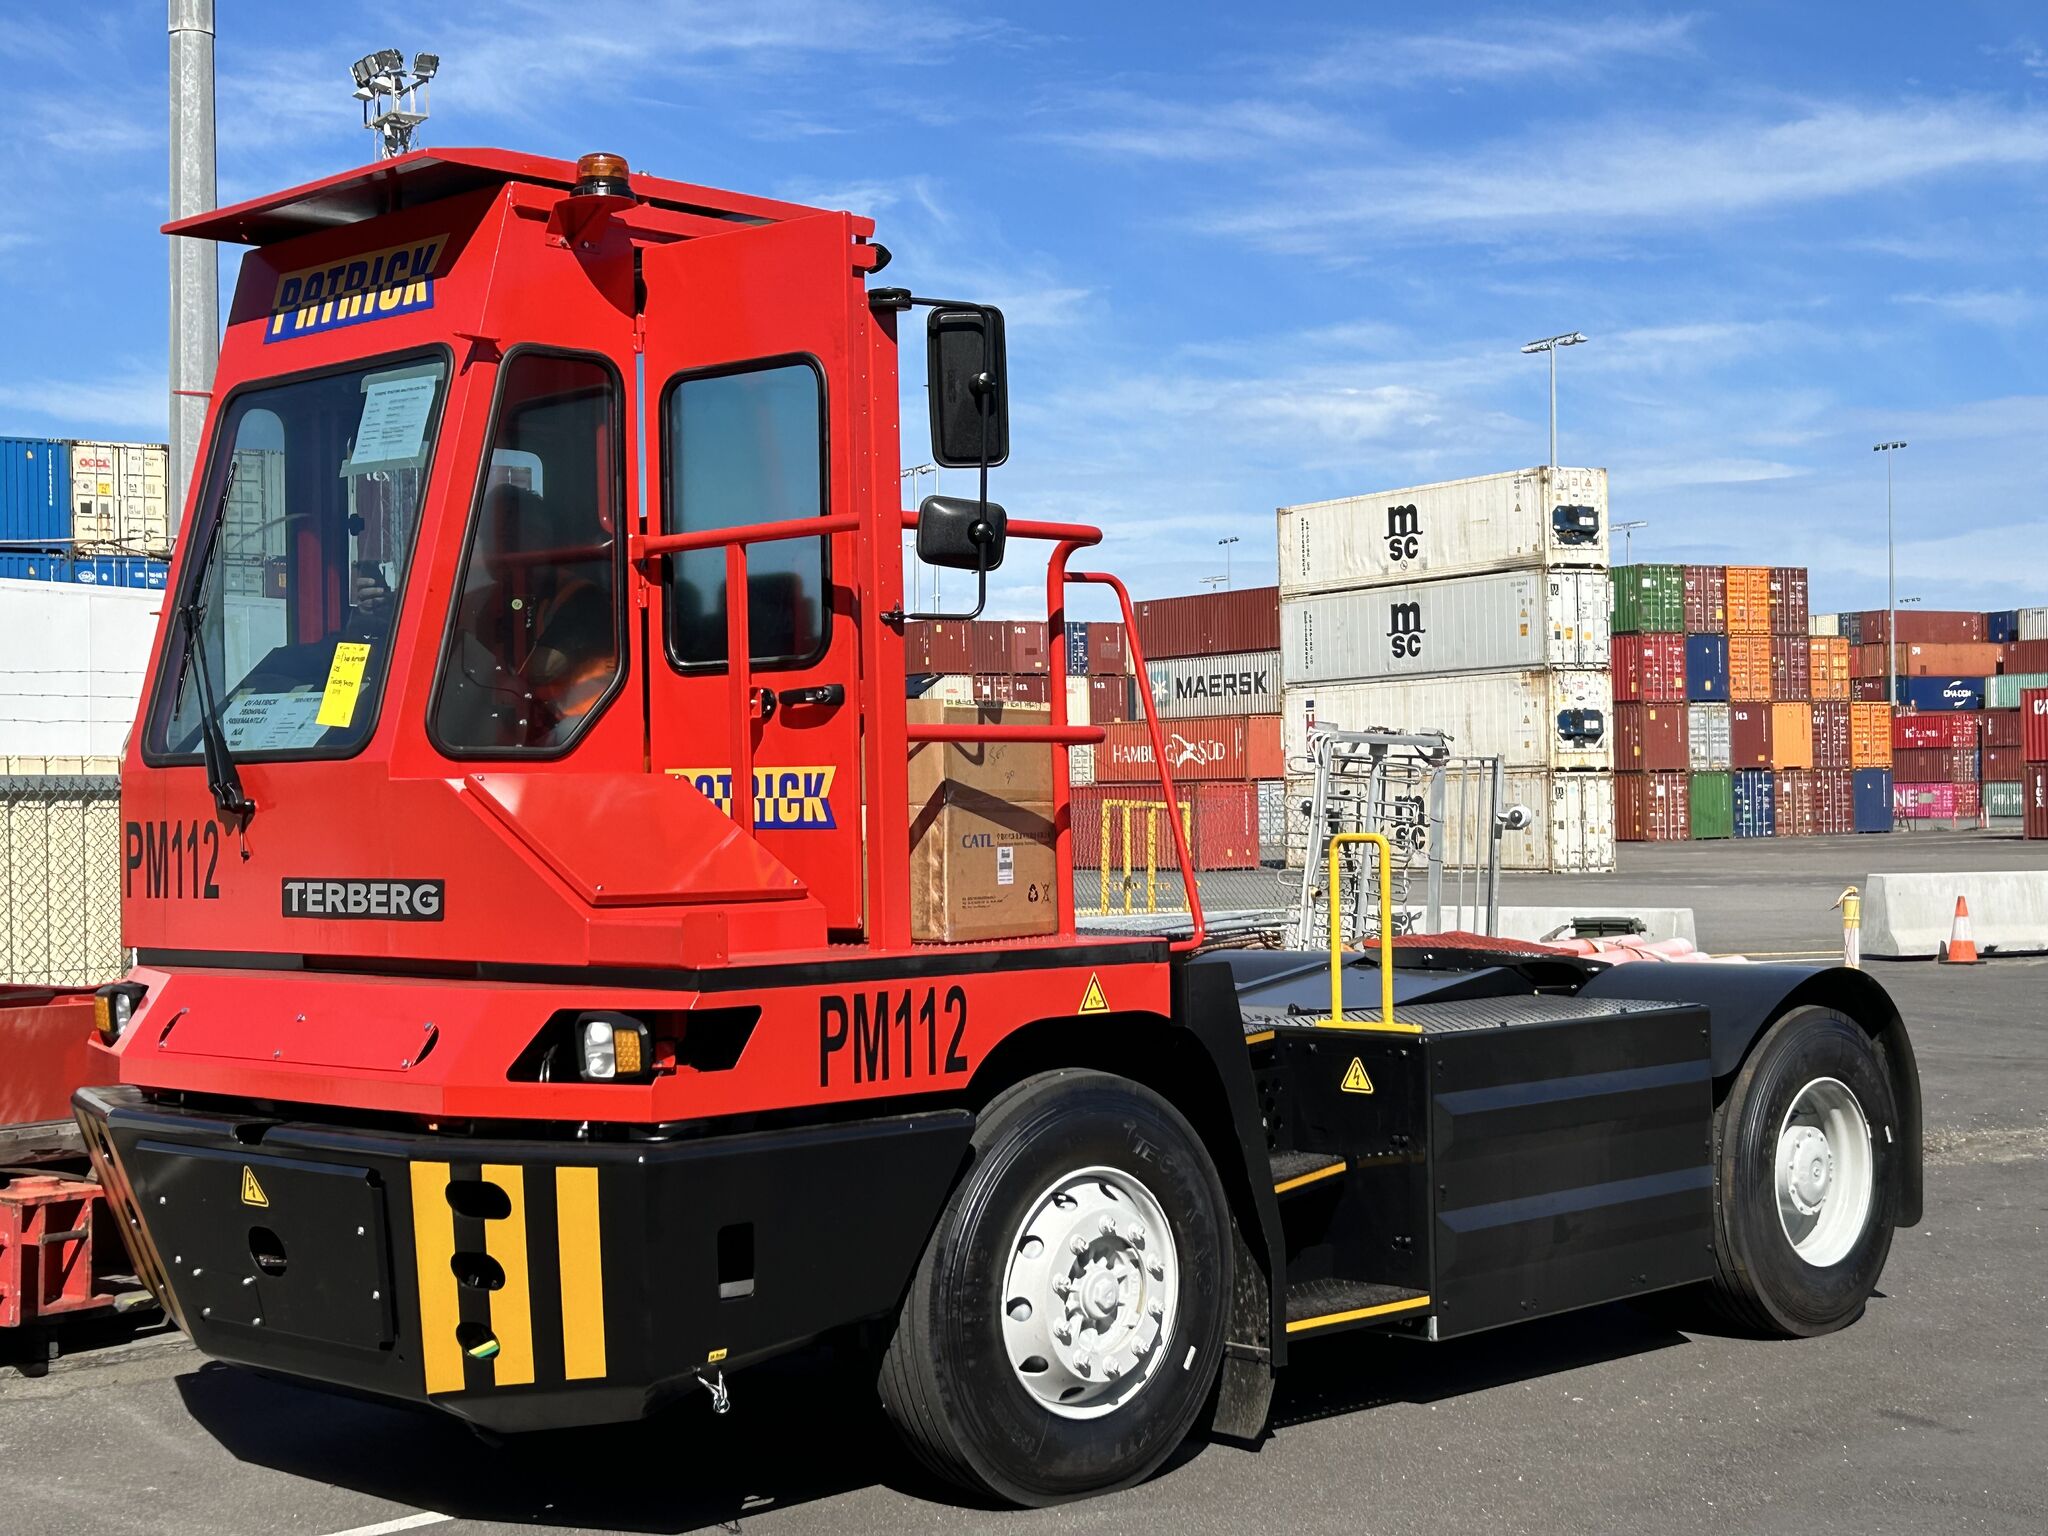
[1323,832,1420,1035]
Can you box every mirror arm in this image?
[890,537,988,625]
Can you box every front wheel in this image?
[1706,1007,1900,1336]
[878,1069,1232,1505]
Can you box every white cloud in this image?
[1893,287,2040,327]
[1623,457,1808,492]
[0,367,166,435]
[1035,92,1352,163]
[1308,13,1700,86]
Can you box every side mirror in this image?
[926,305,1009,470]
[915,494,1006,573]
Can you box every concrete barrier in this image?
[1863,872,2048,958]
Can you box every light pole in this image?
[1217,535,1240,591]
[901,463,937,611]
[1614,519,1648,563]
[1873,441,1907,706]
[1521,331,1587,469]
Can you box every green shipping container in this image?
[1689,770,1734,839]
[1984,779,2022,819]
[1986,672,2048,710]
[1611,563,1685,634]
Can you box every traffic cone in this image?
[1939,895,1982,964]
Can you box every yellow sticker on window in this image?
[316,642,372,728]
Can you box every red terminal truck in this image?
[75,149,1923,1505]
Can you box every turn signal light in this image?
[93,982,147,1045]
[576,1012,651,1081]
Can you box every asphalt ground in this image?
[6,833,2046,1536]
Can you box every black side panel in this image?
[1427,1003,1715,1337]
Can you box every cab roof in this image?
[164,146,834,245]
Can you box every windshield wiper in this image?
[180,461,257,843]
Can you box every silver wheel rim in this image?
[1775,1076,1874,1267]
[1000,1164,1180,1420]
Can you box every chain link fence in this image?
[2,774,126,988]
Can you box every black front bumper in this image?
[75,1086,971,1431]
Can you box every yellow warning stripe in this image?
[1273,1159,1348,1196]
[481,1165,535,1387]
[1244,1029,1276,1046]
[409,1161,465,1394]
[556,1166,607,1381]
[1286,1293,1432,1334]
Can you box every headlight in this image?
[577,1012,650,1081]
[93,982,148,1045]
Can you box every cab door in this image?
[638,214,869,933]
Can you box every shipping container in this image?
[2010,638,2048,673]
[2023,607,2048,642]
[1767,566,1809,636]
[1769,703,1814,769]
[1984,745,2025,783]
[1064,621,1088,677]
[1851,677,1887,701]
[1150,649,1282,720]
[1616,771,1689,841]
[2026,764,2048,838]
[968,620,1008,674]
[1086,621,1130,676]
[1815,770,1855,836]
[911,673,977,703]
[1894,782,1980,821]
[1276,466,1608,596]
[907,620,974,675]
[1685,633,1729,701]
[1687,702,1731,772]
[1071,781,1260,871]
[1893,711,1977,750]
[1850,702,1892,767]
[1681,564,1727,634]
[1729,703,1773,770]
[1984,780,2022,819]
[1987,609,2020,643]
[1132,586,1279,661]
[1688,770,1733,839]
[1888,641,2006,677]
[67,440,169,556]
[1770,634,1811,700]
[1092,715,1281,783]
[1892,746,1976,784]
[1808,635,1851,699]
[1070,744,1096,787]
[1257,779,1284,862]
[1614,633,1687,702]
[2027,689,2048,762]
[1810,612,1841,638]
[1982,710,2021,749]
[1610,564,1683,634]
[1726,566,1772,634]
[0,553,168,587]
[1896,676,1984,711]
[1852,769,1892,832]
[1281,568,1608,684]
[0,436,72,550]
[1856,609,1985,645]
[1987,672,2048,710]
[1065,675,1092,726]
[1810,701,1850,768]
[1283,670,1613,773]
[1726,633,1772,701]
[1732,768,1776,838]
[1089,673,1131,724]
[1007,621,1050,675]
[1615,702,1688,773]
[1774,768,1817,836]
[1281,769,1615,872]
[972,674,1016,703]
[1010,676,1051,704]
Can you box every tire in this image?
[877,1069,1232,1505]
[1705,1007,1900,1337]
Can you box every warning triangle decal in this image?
[1078,973,1110,1014]
[1341,1058,1375,1095]
[240,1165,270,1207]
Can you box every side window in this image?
[665,361,827,667]
[431,353,622,753]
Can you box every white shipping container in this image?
[1281,769,1613,873]
[1283,670,1613,772]
[1065,675,1092,725]
[1070,744,1096,787]
[1281,568,1608,685]
[1687,702,1731,772]
[69,441,170,557]
[916,674,978,703]
[1809,613,1841,638]
[2020,606,2048,641]
[1277,465,1607,597]
[1146,649,1281,720]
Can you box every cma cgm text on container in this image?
[1281,569,1610,683]
[1276,466,1607,595]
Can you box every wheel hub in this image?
[1783,1125,1834,1215]
[1773,1076,1875,1268]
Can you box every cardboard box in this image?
[906,701,1057,942]
[906,700,1052,802]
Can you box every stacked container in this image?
[1278,468,1612,870]
[68,442,170,557]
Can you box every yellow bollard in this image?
[1833,885,1861,970]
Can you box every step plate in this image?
[1285,1278,1430,1336]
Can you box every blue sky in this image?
[4,3,2048,621]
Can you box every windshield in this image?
[147,355,449,760]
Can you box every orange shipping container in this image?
[1808,635,1851,699]
[1726,566,1772,634]
[1728,633,1773,701]
[1895,641,2005,677]
[1770,702,1814,769]
[1850,702,1892,768]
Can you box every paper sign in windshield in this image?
[350,374,437,467]
[317,643,373,728]
[221,691,326,752]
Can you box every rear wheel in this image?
[878,1069,1231,1505]
[1706,1007,1899,1336]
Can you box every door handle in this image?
[777,685,845,709]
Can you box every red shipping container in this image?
[1010,675,1051,704]
[1096,718,1251,782]
[1616,772,1690,841]
[1616,702,1689,772]
[1247,714,1283,780]
[1810,702,1851,768]
[1982,710,2021,748]
[2010,638,2048,673]
[1893,747,1975,783]
[1856,610,1986,645]
[1815,770,1855,835]
[973,674,1018,702]
[1893,712,1977,750]
[907,621,974,674]
[1089,674,1131,724]
[1774,769,1817,836]
[1729,703,1774,769]
[1085,621,1129,676]
[1007,621,1050,674]
[968,620,1009,674]
[1132,587,1280,661]
[1070,782,1259,870]
[1894,782,1954,820]
[1768,566,1809,636]
[2026,764,2048,838]
[2025,689,2048,762]
[1613,633,1687,703]
[1984,746,2024,783]
[1770,634,1811,700]
[1682,565,1727,633]
[1851,677,1887,701]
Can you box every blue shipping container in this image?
[0,552,76,582]
[1733,768,1776,838]
[1065,622,1088,676]
[1852,769,1893,833]
[1987,610,2019,643]
[1896,676,1985,711]
[1685,634,1729,701]
[1,436,72,549]
[0,553,168,588]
